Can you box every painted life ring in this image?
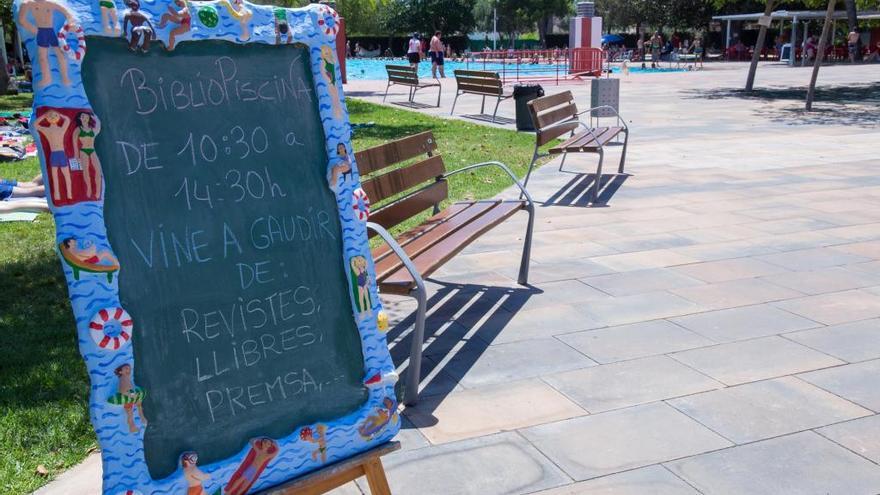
[316,5,339,38]
[57,23,87,61]
[352,187,370,222]
[89,307,133,351]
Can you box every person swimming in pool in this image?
[301,424,328,463]
[327,142,351,192]
[61,237,118,266]
[98,0,119,34]
[320,45,343,118]
[114,363,147,433]
[274,7,291,44]
[17,0,74,88]
[122,0,154,52]
[157,0,190,50]
[181,452,210,495]
[36,110,73,202]
[75,111,103,199]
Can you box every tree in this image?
[384,0,475,35]
[806,0,837,109]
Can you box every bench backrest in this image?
[355,131,447,235]
[528,90,580,146]
[453,70,503,96]
[386,65,419,85]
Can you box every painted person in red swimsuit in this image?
[157,0,190,50]
[61,237,118,266]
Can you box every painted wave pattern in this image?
[14,1,399,493]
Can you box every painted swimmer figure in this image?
[122,0,154,52]
[35,109,73,201]
[157,0,190,50]
[17,0,74,87]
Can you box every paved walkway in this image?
[39,62,880,494]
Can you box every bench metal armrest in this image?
[365,222,426,295]
[441,161,534,207]
[577,105,628,130]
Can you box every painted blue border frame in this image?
[13,0,399,493]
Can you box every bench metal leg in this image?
[435,84,442,107]
[618,129,629,174]
[404,284,427,406]
[492,96,501,123]
[382,82,391,103]
[408,86,415,102]
[592,148,604,205]
[450,92,460,116]
[559,152,568,171]
[518,201,535,284]
[519,143,541,200]
[480,95,486,114]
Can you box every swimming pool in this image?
[343,58,685,80]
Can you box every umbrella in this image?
[602,34,624,44]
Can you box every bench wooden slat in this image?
[371,202,476,264]
[529,90,574,113]
[367,180,448,234]
[361,155,445,204]
[550,127,623,153]
[355,131,437,175]
[536,121,578,147]
[453,70,500,78]
[373,200,501,281]
[535,103,578,129]
[389,75,419,84]
[378,201,524,293]
[455,83,504,96]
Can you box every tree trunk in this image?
[746,0,775,91]
[806,0,837,111]
[844,0,861,61]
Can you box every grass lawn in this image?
[0,95,547,493]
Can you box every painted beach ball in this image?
[198,6,220,28]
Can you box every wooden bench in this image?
[524,90,629,205]
[382,65,441,107]
[357,131,535,405]
[450,70,512,122]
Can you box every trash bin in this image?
[513,84,544,131]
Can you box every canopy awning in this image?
[713,10,880,21]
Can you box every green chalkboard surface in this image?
[82,38,367,479]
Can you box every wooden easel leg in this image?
[363,457,392,495]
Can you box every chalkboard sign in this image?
[16,0,399,493]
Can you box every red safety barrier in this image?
[462,47,604,85]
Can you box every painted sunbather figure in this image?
[75,111,103,199]
[35,110,73,202]
[181,452,210,495]
[157,0,190,50]
[122,0,154,52]
[61,237,118,266]
[17,0,74,88]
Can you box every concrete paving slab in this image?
[557,319,713,364]
[433,337,597,389]
[786,319,880,363]
[577,292,703,328]
[490,303,604,344]
[581,268,704,297]
[543,355,723,413]
[531,465,699,495]
[669,278,804,312]
[404,378,585,444]
[666,431,880,495]
[818,414,880,464]
[668,376,871,444]
[671,257,790,284]
[670,336,843,386]
[520,403,731,481]
[759,266,878,295]
[756,247,871,271]
[799,360,880,412]
[773,289,880,325]
[379,432,571,495]
[669,304,819,343]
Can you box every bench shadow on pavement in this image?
[539,172,629,208]
[382,279,539,417]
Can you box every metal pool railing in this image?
[461,48,604,85]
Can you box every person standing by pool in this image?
[429,30,445,78]
[650,31,662,68]
[407,33,421,68]
[847,29,860,63]
[637,35,645,68]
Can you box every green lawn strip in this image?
[0,96,547,493]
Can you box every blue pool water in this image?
[344,58,685,80]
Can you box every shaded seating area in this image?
[382,65,441,107]
[450,70,513,122]
[524,90,629,206]
[357,131,535,405]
